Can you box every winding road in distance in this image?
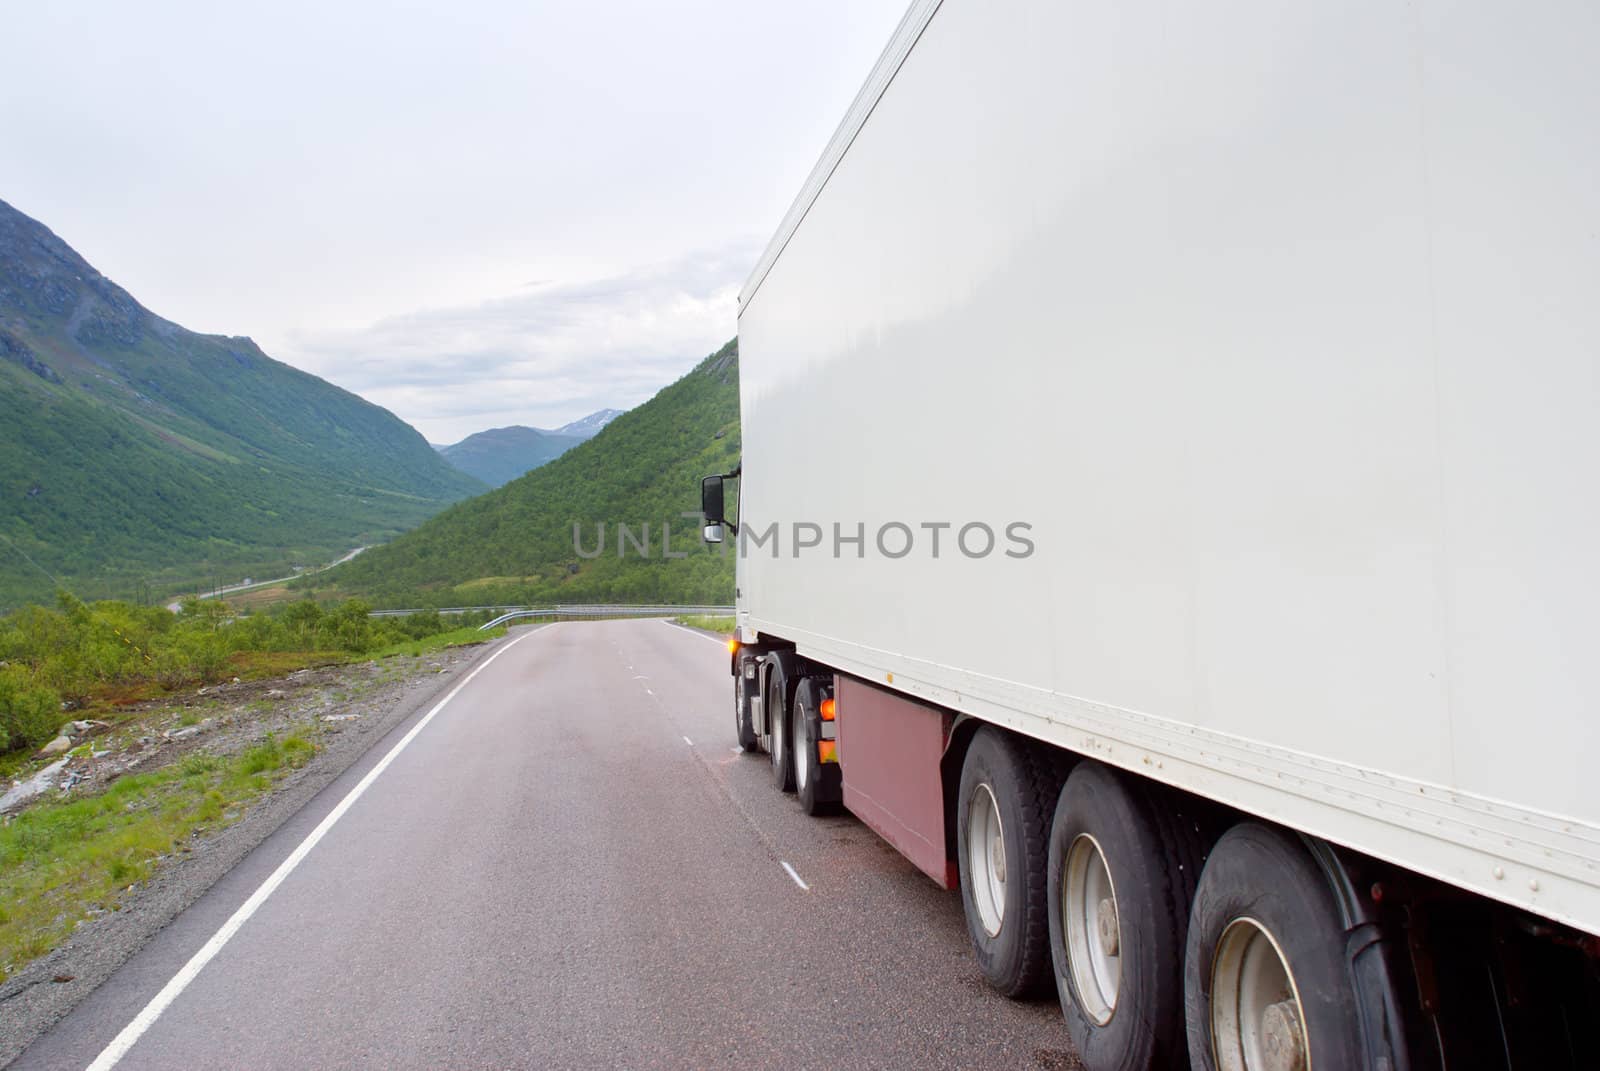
[13,619,1073,1071]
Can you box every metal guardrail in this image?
[476,605,734,631]
[368,606,528,617]
[365,604,734,630]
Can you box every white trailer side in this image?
[717,1,1600,1067]
[735,0,1600,935]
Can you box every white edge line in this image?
[780,861,810,891]
[85,629,541,1071]
[661,618,732,647]
[683,735,694,747]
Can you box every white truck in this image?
[702,2,1599,1068]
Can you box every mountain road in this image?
[11,619,1074,1070]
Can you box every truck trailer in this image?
[702,2,1600,1068]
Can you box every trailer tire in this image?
[956,727,1058,998]
[792,679,841,816]
[766,662,795,793]
[734,673,759,752]
[1046,762,1198,1071]
[1185,824,1363,1071]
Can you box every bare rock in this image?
[39,735,74,756]
[1,757,70,813]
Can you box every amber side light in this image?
[820,697,836,721]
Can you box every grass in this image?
[673,614,735,636]
[225,649,347,680]
[365,625,505,659]
[0,727,319,979]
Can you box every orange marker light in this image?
[819,697,836,721]
[726,637,739,654]
[818,740,838,763]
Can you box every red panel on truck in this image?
[837,676,957,890]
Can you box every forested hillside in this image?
[0,199,484,607]
[310,340,739,606]
[438,425,584,487]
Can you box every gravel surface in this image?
[0,643,492,1067]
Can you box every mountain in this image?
[0,198,486,607]
[436,409,626,487]
[549,408,623,439]
[438,426,584,488]
[309,340,738,607]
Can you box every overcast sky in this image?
[2,1,908,442]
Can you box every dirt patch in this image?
[225,585,296,611]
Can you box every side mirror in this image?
[701,474,724,523]
[701,475,725,543]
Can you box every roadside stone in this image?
[321,713,361,723]
[39,736,73,756]
[1,758,69,813]
[167,727,201,740]
[265,689,286,698]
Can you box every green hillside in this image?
[310,339,739,607]
[439,425,584,487]
[0,199,485,608]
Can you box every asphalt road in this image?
[13,619,1075,1070]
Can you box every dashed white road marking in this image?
[85,628,543,1071]
[780,861,810,891]
[730,747,742,755]
[683,735,694,747]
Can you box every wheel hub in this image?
[1209,917,1308,1071]
[1096,897,1119,956]
[1260,999,1306,1071]
[1062,834,1122,1026]
[966,783,1007,937]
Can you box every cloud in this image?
[281,242,757,443]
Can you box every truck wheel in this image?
[1046,762,1198,1071]
[792,679,841,816]
[766,665,795,793]
[734,673,759,752]
[956,727,1058,998]
[1185,824,1363,1071]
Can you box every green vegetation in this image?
[0,198,485,609]
[673,614,735,636]
[0,725,318,978]
[304,339,740,608]
[366,624,506,659]
[0,594,496,762]
[438,425,584,487]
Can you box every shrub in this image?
[0,669,64,750]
